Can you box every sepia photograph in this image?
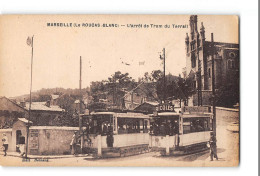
[0,14,240,167]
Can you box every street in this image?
[0,110,239,167]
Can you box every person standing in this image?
[17,136,26,157]
[2,133,8,156]
[70,131,77,155]
[106,124,114,148]
[209,132,218,161]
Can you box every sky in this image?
[0,15,239,97]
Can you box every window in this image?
[151,117,179,136]
[228,52,236,58]
[208,68,211,78]
[183,120,191,134]
[193,81,197,89]
[89,114,113,135]
[117,118,143,134]
[183,117,211,134]
[191,54,196,68]
[228,60,235,69]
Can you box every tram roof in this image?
[90,111,150,119]
[182,112,213,118]
[149,112,213,118]
[149,112,180,117]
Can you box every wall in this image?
[29,126,79,155]
[216,107,239,125]
[12,120,28,152]
[1,122,80,155]
[193,90,212,106]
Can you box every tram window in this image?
[191,119,205,132]
[204,118,211,131]
[170,120,179,136]
[127,119,140,133]
[101,121,112,136]
[118,118,127,134]
[183,120,191,134]
[89,119,98,134]
[183,117,211,134]
[88,115,113,135]
[152,118,179,136]
[117,118,142,134]
[140,120,143,131]
[209,119,213,131]
[159,122,167,136]
[143,120,149,133]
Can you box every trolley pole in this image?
[211,33,217,154]
[79,56,83,153]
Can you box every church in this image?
[182,15,239,106]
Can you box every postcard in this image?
[0,15,239,166]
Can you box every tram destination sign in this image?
[184,106,211,113]
[156,104,174,112]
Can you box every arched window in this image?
[208,68,211,78]
[191,54,196,68]
[228,59,235,69]
[193,81,197,89]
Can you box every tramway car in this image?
[149,106,213,156]
[82,111,150,157]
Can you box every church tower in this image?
[185,15,202,77]
[185,15,207,105]
[183,15,239,106]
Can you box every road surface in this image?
[0,110,239,167]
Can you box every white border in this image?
[0,0,258,176]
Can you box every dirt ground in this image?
[0,111,239,167]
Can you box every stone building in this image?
[0,97,75,155]
[0,96,65,128]
[0,97,27,129]
[182,15,239,106]
[24,101,65,126]
[123,83,158,110]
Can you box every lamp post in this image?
[25,35,34,159]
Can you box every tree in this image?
[215,71,239,108]
[169,75,195,107]
[56,94,78,126]
[90,71,137,108]
[137,70,162,102]
[153,73,195,106]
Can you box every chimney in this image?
[46,100,51,107]
[20,101,26,108]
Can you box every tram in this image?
[149,106,213,156]
[82,111,150,158]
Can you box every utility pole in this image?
[113,74,116,108]
[197,52,202,106]
[211,33,217,154]
[79,56,83,153]
[163,48,166,103]
[25,35,34,159]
